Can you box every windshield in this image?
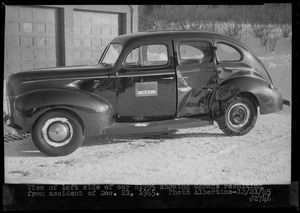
[99,43,123,66]
[243,51,273,84]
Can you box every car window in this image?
[125,44,168,67]
[216,43,241,62]
[100,43,122,66]
[178,41,212,63]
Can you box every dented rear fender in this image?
[213,76,283,115]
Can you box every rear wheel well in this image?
[215,95,258,136]
[219,92,259,115]
[211,91,260,118]
[237,92,259,110]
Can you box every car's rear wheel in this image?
[31,110,84,156]
[216,95,258,136]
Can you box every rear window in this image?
[216,43,242,62]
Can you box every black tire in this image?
[216,95,258,136]
[31,110,84,156]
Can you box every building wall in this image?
[4,4,138,77]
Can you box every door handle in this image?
[162,77,174,80]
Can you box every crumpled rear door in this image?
[174,39,218,117]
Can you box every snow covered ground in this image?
[4,108,291,184]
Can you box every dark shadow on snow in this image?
[4,130,226,158]
[82,130,226,147]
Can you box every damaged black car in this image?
[4,31,290,156]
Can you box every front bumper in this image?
[3,113,21,135]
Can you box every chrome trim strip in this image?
[22,72,175,84]
[117,72,175,78]
[22,76,108,84]
[224,67,255,71]
[178,67,255,73]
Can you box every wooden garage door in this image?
[73,10,119,65]
[4,6,60,77]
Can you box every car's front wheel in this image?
[216,95,258,136]
[31,110,84,156]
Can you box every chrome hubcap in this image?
[48,122,69,142]
[42,118,73,147]
[227,103,250,128]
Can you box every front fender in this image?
[215,76,283,114]
[14,88,114,135]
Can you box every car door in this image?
[174,38,218,117]
[115,41,177,122]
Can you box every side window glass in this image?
[179,41,212,63]
[216,43,241,62]
[125,44,168,67]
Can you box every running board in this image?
[104,116,213,135]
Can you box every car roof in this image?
[112,30,243,46]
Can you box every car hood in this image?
[6,64,113,97]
